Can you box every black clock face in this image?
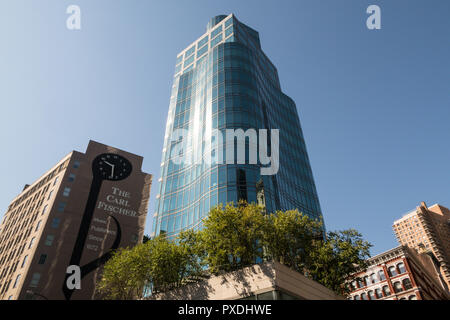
[92,153,132,181]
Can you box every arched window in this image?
[383,285,391,296]
[358,278,365,288]
[354,295,360,300]
[350,281,357,290]
[361,292,368,300]
[368,290,376,300]
[399,297,407,300]
[402,278,413,290]
[388,266,397,277]
[364,276,370,286]
[375,288,383,298]
[393,281,403,293]
[409,295,417,300]
[378,270,386,281]
[397,262,406,274]
[370,273,377,284]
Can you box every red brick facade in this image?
[348,246,449,300]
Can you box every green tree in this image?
[174,229,207,284]
[97,233,206,299]
[145,234,186,293]
[200,201,266,273]
[97,202,371,298]
[200,202,370,296]
[263,209,323,272]
[307,229,372,295]
[96,241,153,300]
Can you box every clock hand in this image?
[103,161,115,178]
[110,165,115,178]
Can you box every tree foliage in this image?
[97,202,372,299]
[307,229,372,294]
[201,202,266,273]
[263,209,323,272]
[97,233,204,299]
[96,240,153,300]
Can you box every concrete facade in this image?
[148,262,344,300]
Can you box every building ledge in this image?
[147,262,344,300]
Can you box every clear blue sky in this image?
[0,0,449,255]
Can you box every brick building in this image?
[393,202,450,289]
[0,141,152,300]
[348,246,449,300]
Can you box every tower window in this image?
[29,273,41,288]
[38,254,47,265]
[63,187,71,197]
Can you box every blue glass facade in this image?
[152,14,324,238]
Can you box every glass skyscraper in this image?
[152,14,323,238]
